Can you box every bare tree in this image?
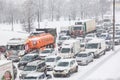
[22,0,36,33]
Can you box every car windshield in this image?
[80,44,84,47]
[61,48,70,53]
[21,55,34,61]
[57,62,69,67]
[73,26,82,30]
[86,35,94,37]
[24,66,36,71]
[60,37,68,40]
[46,58,55,62]
[77,54,87,57]
[24,76,37,79]
[41,50,51,54]
[86,43,98,49]
[7,45,24,50]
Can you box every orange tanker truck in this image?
[25,28,57,53]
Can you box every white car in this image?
[76,51,94,65]
[45,55,61,71]
[24,72,52,80]
[39,48,56,60]
[85,33,97,42]
[53,59,78,77]
[58,35,71,46]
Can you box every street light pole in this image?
[112,0,115,51]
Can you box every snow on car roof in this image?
[26,72,44,77]
[59,58,75,63]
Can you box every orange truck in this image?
[25,28,57,53]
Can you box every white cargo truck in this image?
[59,39,80,58]
[6,38,26,58]
[70,19,96,37]
[0,60,14,80]
[86,38,106,58]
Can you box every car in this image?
[45,55,61,71]
[76,37,84,43]
[24,72,52,80]
[75,51,94,65]
[0,45,6,53]
[13,64,17,79]
[113,34,120,45]
[18,53,41,70]
[53,59,78,77]
[39,48,56,60]
[7,50,20,62]
[19,60,46,79]
[57,35,71,46]
[85,33,97,42]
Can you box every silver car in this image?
[76,51,94,65]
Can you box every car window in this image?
[56,57,61,61]
[39,74,45,79]
[88,53,91,56]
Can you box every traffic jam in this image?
[0,15,119,80]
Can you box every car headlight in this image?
[64,69,68,73]
[19,73,22,77]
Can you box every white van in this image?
[59,39,80,58]
[86,38,106,58]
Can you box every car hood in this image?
[19,61,29,64]
[40,53,50,57]
[85,49,97,53]
[21,71,34,75]
[76,57,87,61]
[46,62,55,66]
[54,66,69,71]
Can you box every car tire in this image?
[67,71,71,77]
[85,61,88,65]
[75,66,78,72]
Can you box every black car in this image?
[18,53,40,70]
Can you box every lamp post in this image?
[112,0,115,51]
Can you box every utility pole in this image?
[38,0,40,28]
[112,0,115,51]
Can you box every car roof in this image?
[45,55,59,59]
[79,51,90,54]
[58,59,75,63]
[87,38,105,43]
[26,72,44,77]
[25,53,38,56]
[27,60,44,66]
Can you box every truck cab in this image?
[6,38,26,58]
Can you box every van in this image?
[86,38,106,58]
[19,60,46,79]
[59,39,80,58]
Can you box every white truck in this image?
[5,38,26,58]
[0,60,14,80]
[103,14,112,29]
[70,19,96,37]
[59,39,80,58]
[86,38,106,58]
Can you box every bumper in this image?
[53,70,68,77]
